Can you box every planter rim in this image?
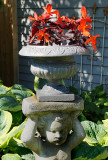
[19,44,89,57]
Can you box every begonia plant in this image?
[28,4,99,51]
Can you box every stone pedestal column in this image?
[19,45,88,160]
[21,96,86,160]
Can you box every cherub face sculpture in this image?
[37,113,72,146]
[45,120,69,145]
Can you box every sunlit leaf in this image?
[0,121,26,149]
[72,142,108,160]
[0,94,21,112]
[0,85,9,95]
[0,110,12,136]
[1,154,22,160]
[81,121,107,144]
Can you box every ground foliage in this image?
[0,82,108,160]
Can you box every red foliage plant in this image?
[28,4,99,51]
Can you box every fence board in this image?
[0,0,18,86]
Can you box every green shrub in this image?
[80,85,108,123]
[0,83,108,160]
[0,84,35,160]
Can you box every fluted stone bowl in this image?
[19,45,89,101]
[19,45,89,82]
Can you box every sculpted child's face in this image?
[45,120,69,146]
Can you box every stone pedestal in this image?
[22,96,84,115]
[19,45,88,160]
[21,96,86,160]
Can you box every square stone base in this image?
[22,96,84,117]
[37,90,75,102]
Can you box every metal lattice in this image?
[71,4,108,93]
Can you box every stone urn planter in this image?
[19,44,89,102]
[18,2,99,158]
[19,44,89,160]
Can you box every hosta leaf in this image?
[81,121,107,144]
[72,142,108,160]
[102,119,108,127]
[11,84,30,91]
[9,89,34,102]
[0,110,12,136]
[9,84,34,102]
[0,94,21,112]
[1,154,22,160]
[7,138,35,160]
[0,121,26,149]
[21,153,35,160]
[0,85,9,95]
[11,111,23,127]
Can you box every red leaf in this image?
[85,35,100,51]
[28,17,36,21]
[34,12,38,20]
[81,6,87,18]
[47,4,52,13]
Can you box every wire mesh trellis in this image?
[71,3,108,93]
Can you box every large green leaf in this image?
[9,84,34,102]
[2,154,22,160]
[7,138,35,160]
[0,94,21,112]
[72,142,108,160]
[0,121,26,149]
[11,84,31,91]
[9,89,34,102]
[0,85,9,95]
[21,153,35,160]
[81,121,107,144]
[0,110,12,136]
[11,111,23,127]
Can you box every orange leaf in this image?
[83,30,90,37]
[28,17,36,21]
[81,6,87,18]
[44,35,49,42]
[37,36,42,40]
[34,12,38,20]
[92,43,97,51]
[47,4,52,13]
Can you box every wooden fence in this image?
[0,0,18,86]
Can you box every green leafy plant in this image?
[0,84,35,160]
[80,85,108,123]
[0,83,108,160]
[72,119,108,160]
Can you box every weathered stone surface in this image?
[21,113,86,160]
[19,45,87,160]
[22,96,84,116]
[30,60,77,82]
[36,83,75,102]
[36,93,75,102]
[19,45,89,57]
